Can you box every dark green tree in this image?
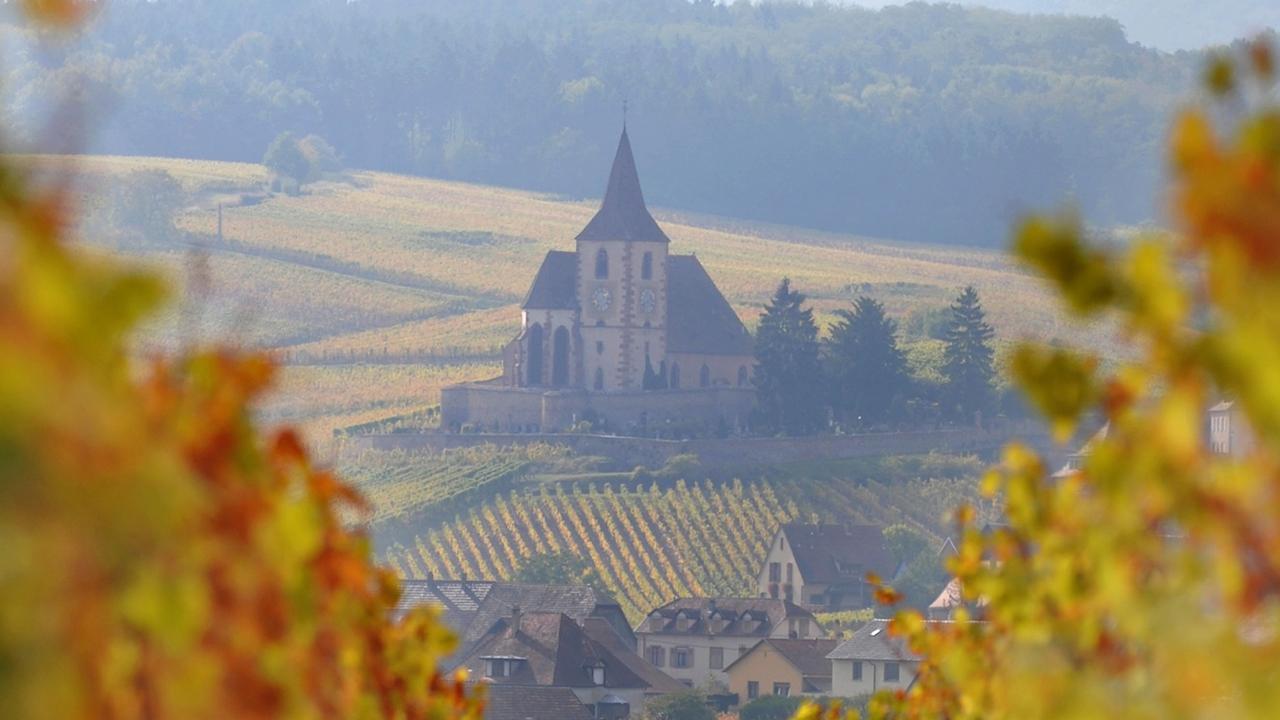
[512,550,603,590]
[642,690,716,720]
[942,286,996,422]
[753,278,824,435]
[826,296,908,426]
[263,131,311,187]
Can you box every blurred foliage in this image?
[797,38,1280,720]
[0,8,481,720]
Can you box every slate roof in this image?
[458,611,662,691]
[576,128,669,244]
[780,523,898,585]
[394,579,496,627]
[637,597,816,638]
[667,255,754,356]
[482,684,593,720]
[725,638,839,679]
[581,616,686,694]
[826,619,919,663]
[521,250,578,310]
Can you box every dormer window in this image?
[676,614,691,632]
[482,656,526,679]
[587,660,606,686]
[595,248,609,279]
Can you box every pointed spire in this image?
[576,126,669,243]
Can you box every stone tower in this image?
[575,127,669,391]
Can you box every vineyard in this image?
[383,458,986,621]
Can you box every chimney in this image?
[511,605,523,634]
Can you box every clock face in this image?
[639,288,657,315]
[591,286,612,313]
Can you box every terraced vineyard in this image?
[384,459,985,620]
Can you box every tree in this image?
[826,296,909,427]
[0,10,480,718]
[882,524,929,569]
[642,689,716,720]
[513,550,603,589]
[740,695,804,720]
[941,286,996,422]
[753,278,824,435]
[839,41,1280,720]
[263,131,311,187]
[105,169,185,246]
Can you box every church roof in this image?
[522,250,578,310]
[667,255,754,356]
[576,128,670,244]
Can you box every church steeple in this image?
[576,127,670,244]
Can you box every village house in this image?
[455,608,684,718]
[1209,401,1255,458]
[634,597,824,690]
[757,523,899,610]
[440,127,756,434]
[723,638,839,704]
[482,685,594,720]
[826,619,921,697]
[394,579,634,654]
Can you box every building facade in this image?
[723,638,838,704]
[441,128,755,434]
[757,523,899,611]
[827,619,921,697]
[634,598,824,690]
[1209,400,1255,458]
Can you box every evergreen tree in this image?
[827,296,908,426]
[941,286,996,422]
[753,278,824,435]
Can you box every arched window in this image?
[642,252,653,280]
[594,367,605,391]
[670,363,681,389]
[552,326,571,387]
[737,366,749,386]
[526,323,544,386]
[595,248,609,279]
[700,364,711,388]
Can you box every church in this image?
[440,128,756,434]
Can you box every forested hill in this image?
[1,0,1211,246]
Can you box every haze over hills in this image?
[2,0,1201,247]
[846,0,1278,51]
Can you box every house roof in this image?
[725,638,839,678]
[667,255,754,356]
[637,597,816,638]
[581,617,685,694]
[394,579,496,627]
[459,611,660,691]
[780,523,897,586]
[826,619,919,663]
[1210,400,1234,413]
[482,684,593,720]
[522,251,578,310]
[929,578,964,610]
[460,583,628,647]
[576,128,669,244]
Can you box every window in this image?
[596,341,604,354]
[709,647,724,670]
[672,647,691,668]
[738,366,748,386]
[799,618,810,637]
[486,659,507,678]
[780,536,785,550]
[642,252,653,280]
[786,563,793,583]
[773,683,791,697]
[852,661,863,681]
[884,662,900,682]
[595,248,609,279]
[647,646,666,668]
[591,665,605,686]
[769,562,781,582]
[747,681,759,700]
[699,364,711,387]
[594,368,604,391]
[670,363,681,389]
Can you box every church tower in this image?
[576,127,669,392]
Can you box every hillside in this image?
[57,154,1111,451]
[3,0,1197,245]
[376,455,988,620]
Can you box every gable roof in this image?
[667,255,753,356]
[462,584,631,648]
[580,616,685,694]
[459,611,663,691]
[482,685,592,720]
[780,523,897,585]
[522,251,578,310]
[576,128,669,244]
[725,638,839,678]
[638,597,816,638]
[826,619,919,663]
[394,579,496,627]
